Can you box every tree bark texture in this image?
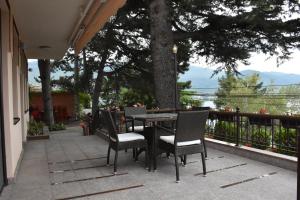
[38,59,54,126]
[91,49,109,118]
[92,67,105,117]
[74,56,80,120]
[149,0,176,109]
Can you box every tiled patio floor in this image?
[0,126,296,200]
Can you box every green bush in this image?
[49,123,66,132]
[79,93,91,109]
[28,120,44,136]
[274,127,297,156]
[250,125,271,150]
[214,121,236,143]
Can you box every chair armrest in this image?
[156,125,175,135]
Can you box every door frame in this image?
[0,9,8,189]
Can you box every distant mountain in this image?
[179,65,300,92]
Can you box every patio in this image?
[0,125,296,200]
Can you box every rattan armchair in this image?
[158,111,209,182]
[102,110,149,174]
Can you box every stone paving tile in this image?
[0,126,297,200]
[15,159,50,186]
[86,186,161,200]
[51,182,84,200]
[10,185,52,200]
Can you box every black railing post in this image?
[297,127,300,200]
[236,107,240,146]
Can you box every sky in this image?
[190,49,300,75]
[28,49,300,85]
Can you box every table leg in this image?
[153,122,157,170]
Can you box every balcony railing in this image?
[207,110,300,156]
[95,108,300,157]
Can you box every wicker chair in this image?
[102,110,149,174]
[158,111,209,182]
[192,106,211,157]
[124,107,147,132]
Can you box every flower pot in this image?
[27,134,49,141]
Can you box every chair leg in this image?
[180,156,184,164]
[174,152,180,183]
[106,145,111,165]
[201,152,206,176]
[166,152,170,158]
[133,148,136,159]
[183,155,187,166]
[148,144,152,172]
[145,146,149,169]
[135,148,139,162]
[203,140,208,158]
[114,150,119,175]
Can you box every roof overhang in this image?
[10,0,126,59]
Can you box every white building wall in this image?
[1,6,27,180]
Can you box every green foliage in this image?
[178,81,203,108]
[279,85,300,114]
[214,121,236,143]
[48,123,66,132]
[274,127,297,156]
[100,87,155,109]
[215,71,287,114]
[27,120,44,136]
[172,0,300,72]
[79,93,91,109]
[249,126,271,150]
[180,90,203,108]
[51,0,300,111]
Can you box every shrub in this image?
[214,121,236,143]
[250,125,271,150]
[49,123,66,132]
[28,120,44,136]
[274,127,297,156]
[79,93,91,109]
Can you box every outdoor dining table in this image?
[126,113,178,171]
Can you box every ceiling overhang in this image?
[74,0,126,55]
[10,0,126,59]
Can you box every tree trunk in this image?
[38,59,54,126]
[149,0,176,109]
[74,56,80,120]
[92,67,105,117]
[91,50,109,134]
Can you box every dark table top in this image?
[127,113,177,122]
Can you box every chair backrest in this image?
[175,111,209,143]
[124,107,146,126]
[102,110,119,142]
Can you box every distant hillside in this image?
[179,66,300,92]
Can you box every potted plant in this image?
[224,106,232,112]
[259,108,268,114]
[27,120,49,140]
[48,123,66,132]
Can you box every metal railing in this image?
[207,109,300,156]
[94,108,300,157]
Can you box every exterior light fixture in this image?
[173,44,178,110]
[172,44,178,54]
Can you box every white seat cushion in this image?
[116,132,145,142]
[160,135,201,146]
[128,126,144,132]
